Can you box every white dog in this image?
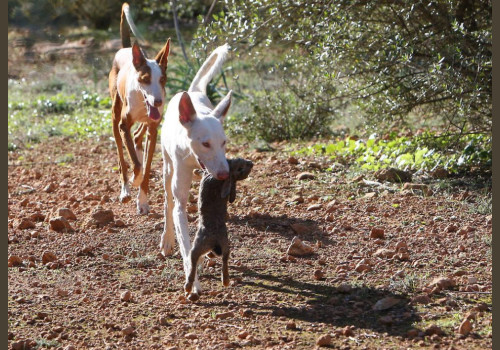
[160,44,232,297]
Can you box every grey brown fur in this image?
[184,158,253,298]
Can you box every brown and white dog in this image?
[108,3,170,214]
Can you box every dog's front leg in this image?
[160,150,175,256]
[119,115,143,188]
[172,165,202,294]
[111,94,132,203]
[136,124,158,215]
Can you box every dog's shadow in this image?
[199,270,420,338]
[228,212,335,246]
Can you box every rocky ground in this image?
[7,136,492,350]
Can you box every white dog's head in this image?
[131,40,170,121]
[178,91,232,180]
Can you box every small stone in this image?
[121,326,135,336]
[8,255,23,267]
[44,183,56,193]
[115,219,125,227]
[411,294,431,305]
[291,195,304,204]
[42,251,57,264]
[287,236,314,256]
[296,172,315,180]
[288,156,299,165]
[425,324,444,336]
[86,207,114,226]
[316,334,332,347]
[370,227,385,239]
[341,326,354,337]
[17,218,36,230]
[64,346,76,350]
[355,262,372,273]
[337,283,352,293]
[373,297,400,311]
[49,216,74,232]
[240,309,253,318]
[158,316,169,326]
[285,321,296,330]
[363,192,377,199]
[120,290,132,302]
[306,204,322,211]
[290,223,311,235]
[57,208,76,220]
[184,333,198,340]
[373,248,396,258]
[19,198,29,207]
[215,311,234,320]
[237,331,249,339]
[374,168,412,183]
[429,277,456,290]
[313,269,325,280]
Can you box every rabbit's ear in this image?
[229,181,237,203]
[221,177,233,199]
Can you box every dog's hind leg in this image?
[221,241,230,287]
[133,123,147,166]
[111,94,131,203]
[136,124,157,215]
[160,149,175,256]
[184,241,207,300]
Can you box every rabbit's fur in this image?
[184,158,253,300]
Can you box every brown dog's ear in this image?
[179,92,196,126]
[132,42,147,70]
[155,38,170,70]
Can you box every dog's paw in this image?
[119,185,132,203]
[136,201,150,215]
[184,281,193,294]
[187,292,200,302]
[222,275,230,287]
[130,168,143,187]
[160,240,175,256]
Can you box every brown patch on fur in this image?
[137,65,151,85]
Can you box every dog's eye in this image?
[202,142,210,148]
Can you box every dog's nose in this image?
[216,171,229,180]
[154,99,162,107]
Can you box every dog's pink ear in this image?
[212,90,232,123]
[155,38,170,70]
[132,42,147,70]
[179,92,196,126]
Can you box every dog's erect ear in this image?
[212,90,232,123]
[155,38,170,70]
[179,92,197,126]
[132,42,147,70]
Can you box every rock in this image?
[306,204,322,211]
[411,294,432,305]
[407,329,419,338]
[373,248,396,259]
[363,192,377,199]
[403,183,431,196]
[120,290,132,302]
[431,167,448,179]
[240,309,253,318]
[341,326,354,337]
[57,208,76,220]
[63,346,76,350]
[158,316,169,326]
[86,207,114,227]
[42,251,57,264]
[44,183,56,193]
[49,216,74,232]
[285,321,296,330]
[288,156,299,165]
[458,319,472,336]
[287,237,314,256]
[291,195,304,204]
[184,333,198,340]
[316,334,332,347]
[215,311,234,320]
[313,269,324,280]
[8,255,23,267]
[429,277,456,290]
[425,324,445,336]
[355,260,372,273]
[18,218,36,230]
[83,192,100,201]
[296,172,315,180]
[370,227,385,239]
[121,326,135,336]
[373,297,400,311]
[374,168,412,183]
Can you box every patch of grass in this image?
[469,194,492,215]
[35,338,60,348]
[127,254,157,269]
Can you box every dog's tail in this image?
[121,3,145,48]
[189,44,229,94]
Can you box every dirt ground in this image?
[7,135,492,350]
